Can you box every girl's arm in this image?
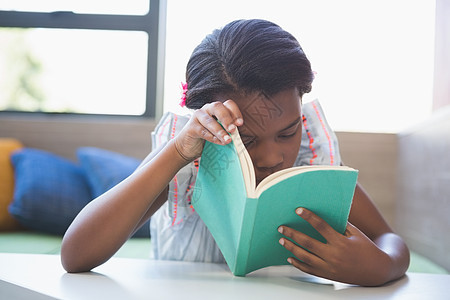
[278,182,410,286]
[61,100,243,273]
[346,183,410,283]
[61,140,188,273]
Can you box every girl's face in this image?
[232,88,302,186]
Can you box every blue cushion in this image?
[9,148,92,235]
[77,147,150,238]
[77,147,141,197]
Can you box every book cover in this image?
[192,130,358,276]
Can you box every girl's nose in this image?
[252,140,283,171]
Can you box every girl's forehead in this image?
[235,89,301,136]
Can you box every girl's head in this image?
[184,19,314,109]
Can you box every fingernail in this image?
[287,258,293,264]
[228,124,236,131]
[236,118,243,125]
[223,135,230,142]
[278,226,284,234]
[296,208,303,215]
[279,238,285,246]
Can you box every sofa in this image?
[0,114,448,274]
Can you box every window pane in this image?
[0,0,149,15]
[0,28,148,115]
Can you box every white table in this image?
[0,253,449,300]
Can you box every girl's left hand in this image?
[278,208,392,286]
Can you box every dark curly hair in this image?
[184,19,314,109]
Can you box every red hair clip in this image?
[179,82,188,107]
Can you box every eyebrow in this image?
[279,116,302,132]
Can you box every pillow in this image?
[9,148,92,235]
[0,138,23,231]
[77,147,149,238]
[77,147,141,198]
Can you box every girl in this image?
[61,19,409,286]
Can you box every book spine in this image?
[233,197,259,276]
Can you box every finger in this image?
[204,101,240,133]
[194,109,231,144]
[278,237,324,267]
[287,257,327,280]
[278,225,326,258]
[222,99,244,128]
[296,208,339,243]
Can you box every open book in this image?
[192,129,358,276]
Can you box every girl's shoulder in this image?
[151,111,191,150]
[297,99,342,166]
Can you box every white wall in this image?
[163,0,435,133]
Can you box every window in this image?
[163,0,435,133]
[0,1,149,15]
[0,0,166,117]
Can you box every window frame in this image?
[0,0,166,118]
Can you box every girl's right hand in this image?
[173,100,243,162]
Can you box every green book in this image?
[192,129,358,276]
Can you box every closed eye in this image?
[279,131,297,139]
[278,118,301,140]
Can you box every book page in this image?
[255,165,356,198]
[230,129,256,195]
[230,130,355,199]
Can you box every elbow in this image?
[61,260,91,274]
[61,247,89,274]
[61,254,91,274]
[60,234,93,273]
[60,230,113,273]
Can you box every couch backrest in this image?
[0,114,398,228]
[0,115,157,161]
